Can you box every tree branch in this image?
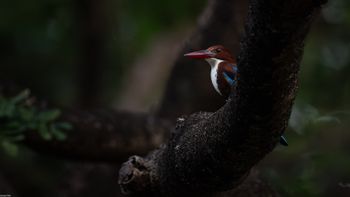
[1,83,170,162]
[119,0,326,196]
[23,109,171,162]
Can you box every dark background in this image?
[0,0,349,196]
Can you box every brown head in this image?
[184,45,236,63]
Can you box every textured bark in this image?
[24,110,170,162]
[119,0,326,196]
[158,0,248,119]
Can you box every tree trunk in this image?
[118,0,326,196]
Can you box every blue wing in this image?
[223,63,238,86]
[231,64,238,72]
[223,72,236,86]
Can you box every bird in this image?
[184,45,288,146]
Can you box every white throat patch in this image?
[206,58,223,95]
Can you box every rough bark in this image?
[119,0,326,196]
[24,109,171,162]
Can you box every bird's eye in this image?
[215,48,222,53]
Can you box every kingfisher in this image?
[184,45,288,146]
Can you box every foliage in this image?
[0,89,72,156]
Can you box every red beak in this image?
[184,50,215,59]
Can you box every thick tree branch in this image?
[119,0,326,196]
[23,109,170,162]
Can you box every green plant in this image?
[0,89,72,156]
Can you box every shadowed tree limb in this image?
[119,0,327,196]
[0,82,171,162]
[23,109,171,162]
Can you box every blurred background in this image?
[0,0,349,196]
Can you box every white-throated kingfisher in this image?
[184,45,288,146]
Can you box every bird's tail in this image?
[279,135,288,146]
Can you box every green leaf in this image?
[5,121,21,129]
[38,123,52,140]
[9,134,25,142]
[27,122,38,130]
[3,102,15,117]
[38,109,61,121]
[18,107,35,121]
[55,122,73,130]
[2,140,18,156]
[50,126,67,141]
[11,89,30,104]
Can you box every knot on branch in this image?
[174,115,188,131]
[172,112,213,140]
[118,155,154,195]
[174,112,213,130]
